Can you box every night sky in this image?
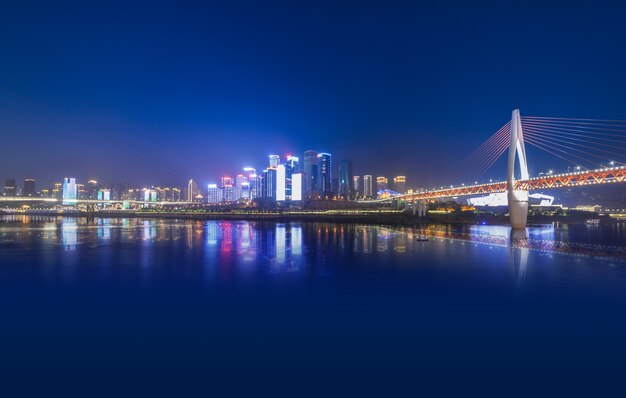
[1,1,626,189]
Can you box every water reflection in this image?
[1,215,625,292]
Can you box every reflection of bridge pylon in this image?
[509,228,529,291]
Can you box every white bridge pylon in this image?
[507,109,530,229]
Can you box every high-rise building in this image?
[262,168,277,200]
[276,164,286,201]
[353,175,361,199]
[62,178,78,202]
[339,159,354,200]
[86,180,99,200]
[243,168,259,199]
[363,175,374,198]
[22,178,36,197]
[303,150,318,196]
[207,184,222,204]
[269,154,280,168]
[317,153,332,197]
[285,155,299,200]
[235,174,248,201]
[220,177,234,202]
[393,176,407,194]
[97,189,111,201]
[187,179,199,202]
[377,176,388,191]
[292,173,303,201]
[3,179,16,196]
[144,188,158,202]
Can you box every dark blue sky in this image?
[1,0,626,188]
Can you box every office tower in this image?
[243,168,259,199]
[262,168,277,200]
[97,189,111,201]
[235,174,248,201]
[269,154,280,168]
[76,183,86,199]
[393,176,407,194]
[303,150,318,196]
[276,164,286,201]
[220,177,234,202]
[339,159,354,200]
[285,155,299,200]
[377,176,388,191]
[86,180,99,199]
[187,179,199,202]
[352,175,361,199]
[171,188,181,202]
[144,188,158,202]
[207,184,222,204]
[363,175,373,198]
[292,173,303,201]
[23,178,36,197]
[62,178,78,202]
[317,152,332,196]
[3,179,16,196]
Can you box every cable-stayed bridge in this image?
[375,109,626,228]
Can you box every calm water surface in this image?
[1,215,626,395]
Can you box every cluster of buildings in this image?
[2,150,410,206]
[200,151,409,205]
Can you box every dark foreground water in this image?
[1,215,626,395]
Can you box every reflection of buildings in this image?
[62,220,78,250]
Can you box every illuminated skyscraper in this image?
[221,177,234,202]
[292,173,302,201]
[393,176,407,194]
[23,178,36,197]
[269,154,280,168]
[303,150,318,196]
[285,155,299,200]
[377,176,388,190]
[276,164,286,201]
[187,179,199,202]
[363,175,373,198]
[352,175,361,198]
[235,174,248,201]
[317,153,332,197]
[207,184,222,204]
[62,178,78,203]
[262,168,277,200]
[339,159,354,200]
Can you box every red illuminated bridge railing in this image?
[401,166,626,201]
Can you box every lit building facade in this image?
[187,179,199,202]
[352,175,361,198]
[62,178,78,202]
[303,150,318,197]
[363,175,373,198]
[393,176,407,194]
[317,153,332,197]
[339,159,354,200]
[207,184,222,204]
[377,176,388,191]
[269,154,280,168]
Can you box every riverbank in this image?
[1,209,616,226]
